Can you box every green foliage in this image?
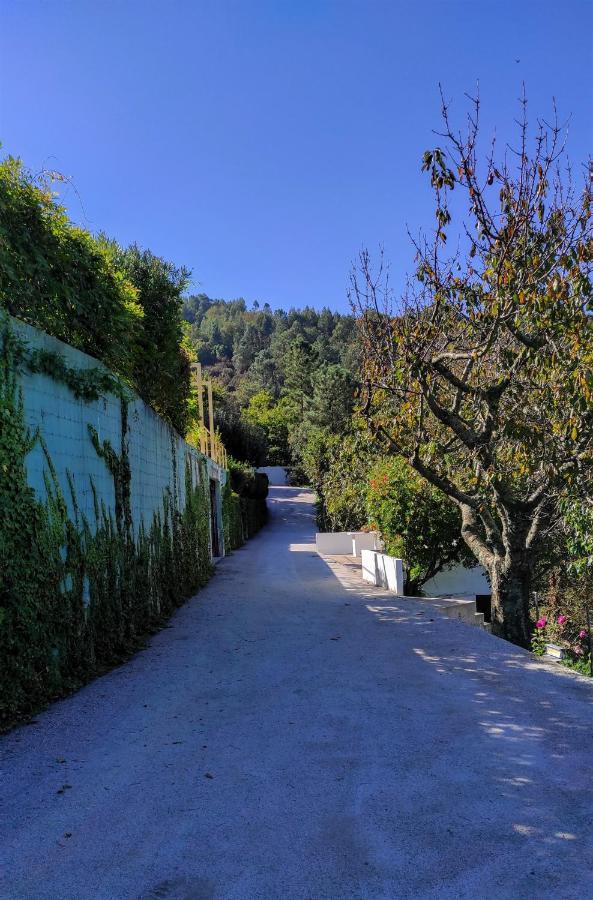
[182,294,359,465]
[319,434,369,532]
[222,459,269,550]
[105,242,193,434]
[561,495,593,580]
[530,611,592,676]
[245,390,292,465]
[561,655,593,677]
[366,458,471,593]
[307,364,355,433]
[281,337,316,421]
[0,156,194,435]
[222,484,244,551]
[0,156,142,377]
[214,391,267,466]
[0,327,213,724]
[297,429,363,531]
[26,347,128,402]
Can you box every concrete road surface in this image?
[2,487,593,900]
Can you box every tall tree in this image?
[354,93,593,646]
[307,364,355,433]
[281,337,316,420]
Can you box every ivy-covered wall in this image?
[0,316,228,725]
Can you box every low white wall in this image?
[352,533,381,556]
[316,532,355,555]
[361,550,404,594]
[422,596,478,624]
[361,549,379,584]
[423,563,490,598]
[359,547,483,627]
[316,531,381,556]
[257,466,288,486]
[377,554,404,594]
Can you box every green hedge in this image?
[222,462,269,551]
[0,156,191,434]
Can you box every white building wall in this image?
[422,563,490,598]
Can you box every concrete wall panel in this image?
[11,318,226,548]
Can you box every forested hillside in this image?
[182,294,359,466]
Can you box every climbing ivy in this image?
[0,321,213,725]
[27,347,128,402]
[1,312,129,402]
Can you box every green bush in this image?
[104,242,193,435]
[366,457,473,594]
[222,485,244,551]
[222,460,269,550]
[0,156,193,434]
[0,157,142,377]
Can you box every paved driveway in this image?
[2,487,593,899]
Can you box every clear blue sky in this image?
[1,0,592,312]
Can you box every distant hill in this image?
[182,294,359,398]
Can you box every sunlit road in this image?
[2,487,593,899]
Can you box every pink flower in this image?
[535,617,547,629]
[579,629,587,640]
[557,615,567,626]
[574,645,584,657]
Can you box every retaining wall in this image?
[0,316,229,722]
[11,318,226,545]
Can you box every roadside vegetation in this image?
[353,93,592,650]
[1,88,591,658]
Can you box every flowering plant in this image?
[531,610,591,673]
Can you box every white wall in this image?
[316,532,355,555]
[316,532,381,556]
[423,563,490,598]
[257,466,288,486]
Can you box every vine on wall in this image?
[0,320,213,725]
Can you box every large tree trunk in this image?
[489,557,532,647]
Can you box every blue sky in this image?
[1,0,592,312]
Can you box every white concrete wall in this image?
[422,596,478,624]
[361,549,379,585]
[317,531,381,557]
[361,551,405,594]
[316,533,354,554]
[377,554,404,594]
[423,563,490,598]
[352,533,381,556]
[257,466,288,486]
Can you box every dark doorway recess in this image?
[476,594,492,623]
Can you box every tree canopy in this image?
[353,94,593,645]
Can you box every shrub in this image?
[222,460,269,549]
[366,457,474,594]
[0,156,194,435]
[104,241,193,435]
[0,157,142,376]
[531,611,592,675]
